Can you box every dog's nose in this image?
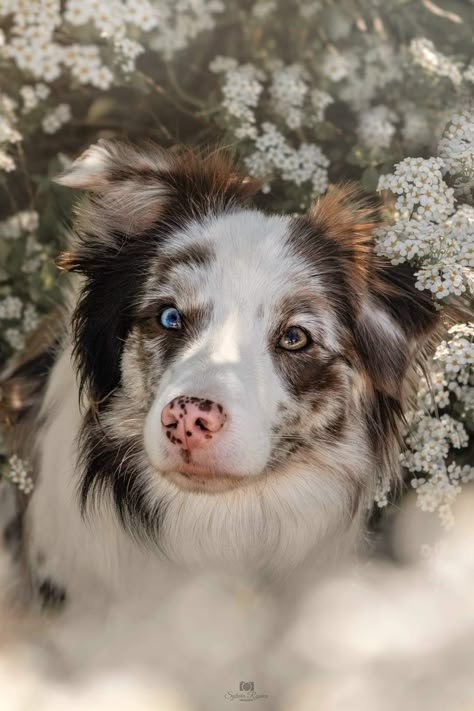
[161,397,227,450]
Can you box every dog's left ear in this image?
[308,186,440,400]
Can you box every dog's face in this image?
[136,208,354,492]
[56,142,438,571]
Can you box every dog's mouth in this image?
[161,455,247,492]
[176,462,229,480]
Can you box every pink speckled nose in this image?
[161,396,227,451]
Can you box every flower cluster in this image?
[1,454,34,495]
[410,37,463,86]
[0,210,53,357]
[270,63,309,130]
[42,104,72,134]
[376,124,474,302]
[392,318,474,528]
[373,109,474,525]
[245,122,329,195]
[211,59,330,196]
[438,109,474,196]
[210,59,264,138]
[0,94,21,172]
[358,105,397,150]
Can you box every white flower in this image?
[252,0,276,18]
[270,64,308,130]
[4,328,25,351]
[219,63,264,126]
[0,149,15,172]
[149,0,224,60]
[209,56,237,73]
[114,37,144,73]
[23,303,40,333]
[321,49,352,82]
[310,89,333,124]
[245,123,328,195]
[41,103,71,134]
[123,0,158,31]
[464,62,474,85]
[377,157,455,221]
[401,104,431,150]
[64,0,94,26]
[410,37,463,85]
[0,296,23,320]
[3,455,34,495]
[438,109,474,185]
[0,210,38,239]
[358,105,397,149]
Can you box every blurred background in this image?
[0,2,473,708]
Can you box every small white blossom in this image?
[0,296,23,320]
[23,303,40,333]
[41,103,71,134]
[0,210,39,239]
[270,64,308,130]
[438,109,474,192]
[220,63,264,127]
[410,37,463,85]
[114,37,144,73]
[401,103,431,150]
[245,122,329,195]
[358,105,397,149]
[252,0,276,18]
[321,49,352,82]
[4,328,25,351]
[377,157,455,221]
[310,89,333,123]
[3,455,34,495]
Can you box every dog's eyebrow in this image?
[158,242,215,272]
[275,293,331,322]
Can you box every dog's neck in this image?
[18,341,365,613]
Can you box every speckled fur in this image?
[0,142,445,610]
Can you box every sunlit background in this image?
[0,1,473,707]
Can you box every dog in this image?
[0,141,445,611]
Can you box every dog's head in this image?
[56,141,439,571]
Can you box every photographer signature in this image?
[224,690,269,701]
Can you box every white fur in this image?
[22,209,372,608]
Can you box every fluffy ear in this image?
[309,186,440,400]
[54,140,261,238]
[54,139,171,191]
[54,140,174,235]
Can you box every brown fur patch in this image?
[307,184,381,297]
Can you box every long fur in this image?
[0,141,455,610]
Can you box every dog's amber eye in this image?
[159,306,183,330]
[279,326,309,351]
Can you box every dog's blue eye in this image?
[279,326,309,351]
[159,306,182,330]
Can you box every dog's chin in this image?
[158,461,256,493]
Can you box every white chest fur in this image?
[24,346,363,611]
[25,347,189,610]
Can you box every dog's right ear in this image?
[54,140,260,236]
[54,140,114,190]
[54,139,172,191]
[54,140,177,236]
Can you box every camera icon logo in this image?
[240,682,254,692]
